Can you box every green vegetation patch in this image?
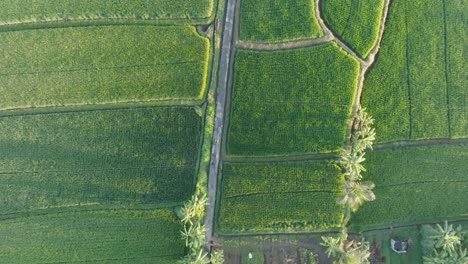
[350,144,468,230]
[321,0,385,58]
[239,0,322,42]
[218,160,344,233]
[0,0,213,24]
[0,25,210,110]
[0,107,202,212]
[361,0,467,142]
[0,208,184,263]
[227,44,359,155]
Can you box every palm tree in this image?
[321,236,343,258]
[339,148,366,179]
[429,221,464,256]
[337,181,375,212]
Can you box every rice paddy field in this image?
[361,0,467,142]
[227,43,359,155]
[239,0,322,42]
[321,0,385,58]
[0,0,214,25]
[350,144,468,230]
[0,0,214,261]
[218,160,344,233]
[0,25,210,110]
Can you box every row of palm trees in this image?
[321,107,376,264]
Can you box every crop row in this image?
[0,25,210,110]
[0,107,202,212]
[218,160,344,233]
[350,144,468,229]
[361,0,466,142]
[321,0,385,58]
[0,0,213,25]
[239,0,322,42]
[227,44,359,155]
[0,208,184,263]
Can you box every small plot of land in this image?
[227,44,359,155]
[350,144,468,230]
[0,25,209,110]
[0,0,213,24]
[239,0,322,42]
[218,160,343,233]
[0,107,202,212]
[321,0,385,58]
[0,208,184,263]
[361,0,466,142]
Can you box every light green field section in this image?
[0,107,202,212]
[350,144,468,230]
[0,0,213,24]
[361,0,467,142]
[321,0,385,58]
[227,43,359,155]
[218,160,344,233]
[0,25,210,110]
[0,208,184,263]
[239,0,322,42]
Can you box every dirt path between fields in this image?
[373,138,468,150]
[204,0,236,250]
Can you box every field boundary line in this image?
[404,0,414,139]
[372,138,468,150]
[235,35,333,50]
[350,218,468,233]
[377,180,468,188]
[224,152,336,163]
[0,100,203,117]
[224,189,339,199]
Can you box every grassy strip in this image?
[227,43,359,155]
[0,107,202,212]
[0,25,210,110]
[0,0,213,25]
[321,0,385,58]
[218,160,344,233]
[350,144,468,230]
[361,0,466,142]
[0,208,184,263]
[239,0,322,42]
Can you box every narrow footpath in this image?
[204,0,236,248]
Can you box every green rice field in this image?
[0,208,184,263]
[218,160,344,233]
[239,0,322,42]
[350,144,468,230]
[321,0,385,58]
[0,0,213,24]
[0,25,210,110]
[361,0,467,142]
[227,43,359,155]
[0,107,202,212]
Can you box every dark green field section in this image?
[321,0,384,58]
[239,0,322,42]
[0,25,209,110]
[218,160,344,233]
[350,144,468,230]
[0,107,202,212]
[361,0,467,142]
[0,0,213,24]
[0,208,184,263]
[227,44,359,156]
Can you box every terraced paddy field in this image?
[321,0,385,58]
[0,207,184,263]
[226,43,359,155]
[350,144,468,230]
[0,25,210,110]
[239,0,322,42]
[218,160,344,233]
[0,0,213,25]
[361,0,467,142]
